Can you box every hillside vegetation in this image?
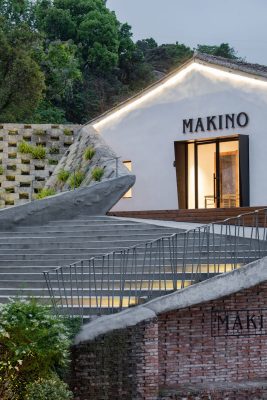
[0,0,240,124]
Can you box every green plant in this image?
[25,376,73,400]
[18,140,32,154]
[6,175,15,181]
[84,147,95,161]
[4,200,14,206]
[8,153,16,159]
[69,170,85,189]
[31,145,46,160]
[36,187,56,199]
[0,299,71,399]
[33,129,46,136]
[58,169,70,183]
[63,128,73,136]
[91,167,104,182]
[7,165,16,171]
[0,166,3,175]
[49,159,58,165]
[49,146,60,155]
[5,188,14,194]
[18,141,46,160]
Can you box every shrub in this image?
[91,167,104,182]
[25,376,73,400]
[63,128,72,136]
[0,165,3,175]
[84,147,95,161]
[69,170,85,189]
[18,140,32,154]
[0,299,71,399]
[36,187,56,199]
[58,169,70,183]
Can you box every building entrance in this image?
[174,135,249,209]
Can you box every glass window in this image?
[123,161,132,198]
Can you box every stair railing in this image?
[43,208,267,321]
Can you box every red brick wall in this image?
[70,319,159,400]
[71,282,267,399]
[159,282,267,387]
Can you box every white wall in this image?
[93,62,267,211]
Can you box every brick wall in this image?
[70,319,159,400]
[71,282,267,400]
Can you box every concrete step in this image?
[0,248,258,260]
[0,274,186,288]
[0,263,239,275]
[0,243,253,253]
[13,222,152,232]
[0,213,261,308]
[16,218,139,226]
[0,233,179,246]
[0,287,189,297]
[0,227,182,237]
[0,256,257,267]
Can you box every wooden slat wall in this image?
[108,207,266,224]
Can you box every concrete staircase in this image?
[0,216,182,303]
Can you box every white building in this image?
[89,53,267,212]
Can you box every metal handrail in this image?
[43,208,267,320]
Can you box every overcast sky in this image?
[107,0,267,65]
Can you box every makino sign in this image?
[183,112,249,134]
[211,309,267,337]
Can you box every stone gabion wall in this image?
[0,123,80,208]
[71,281,267,400]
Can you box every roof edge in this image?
[86,53,267,128]
[87,55,195,127]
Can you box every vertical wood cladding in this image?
[71,282,267,399]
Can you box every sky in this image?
[107,0,267,65]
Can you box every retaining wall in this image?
[71,258,267,400]
[0,124,80,208]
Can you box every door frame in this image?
[174,135,249,209]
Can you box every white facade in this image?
[91,58,267,211]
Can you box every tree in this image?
[136,38,158,54]
[34,0,156,122]
[196,43,239,59]
[0,0,35,26]
[0,20,45,122]
[144,42,193,72]
[40,41,81,102]
[0,0,242,124]
[36,0,121,72]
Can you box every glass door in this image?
[197,142,217,208]
[191,139,240,209]
[219,141,240,207]
[175,135,248,209]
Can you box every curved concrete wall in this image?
[0,175,135,230]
